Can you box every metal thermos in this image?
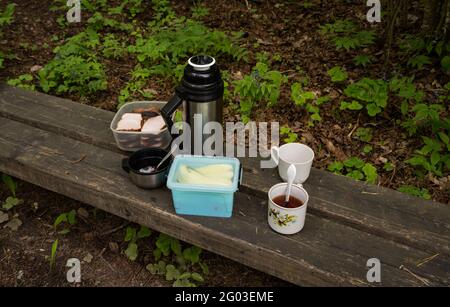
[160,55,223,154]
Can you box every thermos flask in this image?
[160,55,224,154]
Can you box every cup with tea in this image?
[271,143,314,184]
[267,183,309,235]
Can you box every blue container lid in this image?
[166,155,241,193]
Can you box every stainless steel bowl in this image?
[122,148,172,189]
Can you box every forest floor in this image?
[0,0,448,286]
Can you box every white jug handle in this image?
[271,146,280,166]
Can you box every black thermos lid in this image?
[176,55,224,102]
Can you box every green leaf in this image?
[2,197,23,211]
[355,127,373,142]
[398,185,431,200]
[137,226,151,239]
[165,264,181,281]
[362,163,378,184]
[50,239,58,270]
[327,66,348,82]
[2,174,17,197]
[408,55,431,69]
[171,239,182,256]
[353,55,372,67]
[346,170,364,181]
[67,210,76,225]
[327,161,344,173]
[183,246,202,265]
[383,162,394,172]
[191,272,204,282]
[344,157,365,169]
[366,103,381,116]
[54,213,67,228]
[363,145,373,153]
[124,227,136,242]
[125,242,138,261]
[340,100,363,111]
[440,56,450,73]
[146,260,166,275]
[156,233,174,257]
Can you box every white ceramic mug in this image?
[271,143,314,184]
[268,183,308,235]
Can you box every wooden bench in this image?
[0,84,449,286]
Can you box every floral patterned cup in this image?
[268,183,309,235]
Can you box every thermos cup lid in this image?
[188,55,216,71]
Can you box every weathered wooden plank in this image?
[240,158,450,257]
[1,84,449,258]
[0,117,448,286]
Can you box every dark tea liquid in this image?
[272,195,303,208]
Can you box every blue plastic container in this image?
[166,155,242,218]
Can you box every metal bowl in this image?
[122,148,172,189]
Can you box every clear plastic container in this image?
[166,155,242,218]
[110,101,172,152]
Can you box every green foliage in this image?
[148,233,207,287]
[291,83,329,125]
[353,55,372,67]
[0,3,15,26]
[118,66,155,108]
[38,29,107,96]
[109,0,146,17]
[2,197,23,211]
[87,12,133,32]
[234,62,286,122]
[328,157,378,184]
[397,185,431,200]
[340,100,363,111]
[327,66,348,82]
[0,3,15,68]
[128,20,247,79]
[280,126,298,143]
[102,34,127,59]
[408,55,431,69]
[49,239,58,271]
[123,225,152,261]
[54,210,77,234]
[441,56,450,73]
[343,78,388,116]
[39,56,107,96]
[362,144,373,154]
[354,127,373,142]
[2,174,17,197]
[320,19,375,51]
[406,134,450,177]
[191,2,209,19]
[7,74,35,91]
[1,174,22,211]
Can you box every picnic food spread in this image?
[113,55,314,234]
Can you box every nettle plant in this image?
[38,28,107,96]
[328,157,378,184]
[128,20,247,80]
[234,62,286,123]
[147,233,208,287]
[291,82,330,126]
[319,19,375,51]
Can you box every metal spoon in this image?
[285,164,297,203]
[155,144,177,171]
